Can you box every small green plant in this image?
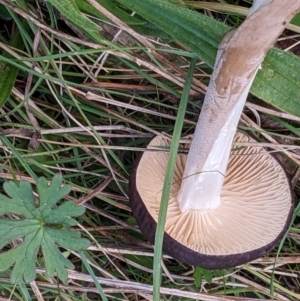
[0,174,90,283]
[193,267,225,288]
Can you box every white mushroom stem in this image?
[177,0,300,212]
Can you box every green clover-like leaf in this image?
[0,174,90,283]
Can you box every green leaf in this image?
[44,201,85,225]
[202,268,213,283]
[291,13,300,26]
[37,175,71,214]
[116,0,300,117]
[46,0,101,41]
[41,230,75,281]
[75,0,144,25]
[253,49,300,116]
[0,1,30,108]
[0,3,12,20]
[75,0,170,39]
[193,267,203,288]
[0,174,90,283]
[1,181,40,218]
[0,23,27,108]
[131,22,172,40]
[116,0,226,65]
[214,269,225,277]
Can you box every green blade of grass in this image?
[0,0,32,108]
[0,136,37,182]
[116,0,300,117]
[152,58,196,301]
[252,49,300,116]
[18,282,31,301]
[0,3,12,20]
[269,198,300,296]
[76,0,171,39]
[46,0,101,41]
[116,0,226,66]
[79,251,108,301]
[119,58,181,98]
[0,18,27,107]
[75,0,144,25]
[243,265,300,299]
[0,59,18,107]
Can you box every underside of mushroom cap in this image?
[129,133,294,268]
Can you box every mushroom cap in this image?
[129,133,294,268]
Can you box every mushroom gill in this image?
[134,133,292,256]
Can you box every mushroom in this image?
[129,0,299,268]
